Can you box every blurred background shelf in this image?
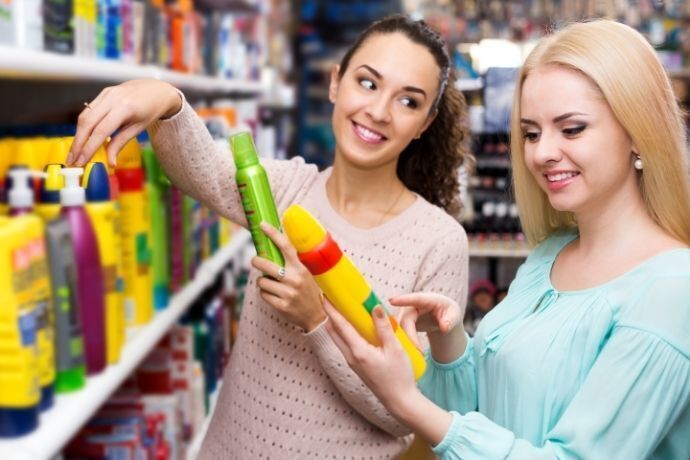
[0,45,265,94]
[0,230,250,460]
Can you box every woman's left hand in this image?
[324,301,419,414]
[251,222,326,332]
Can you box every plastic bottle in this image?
[116,139,153,327]
[282,204,426,380]
[140,138,170,310]
[8,169,56,410]
[44,215,86,393]
[35,163,87,393]
[35,164,64,221]
[83,161,125,364]
[60,167,106,375]
[230,131,284,267]
[0,216,40,437]
[169,185,185,293]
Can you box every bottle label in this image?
[18,310,37,347]
[238,181,268,257]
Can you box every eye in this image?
[400,97,419,109]
[563,125,586,137]
[522,131,540,142]
[359,78,376,90]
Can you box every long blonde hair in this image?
[510,19,690,245]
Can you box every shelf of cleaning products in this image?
[0,46,265,94]
[0,229,251,460]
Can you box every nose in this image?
[365,95,392,124]
[530,129,562,165]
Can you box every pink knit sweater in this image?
[148,102,468,459]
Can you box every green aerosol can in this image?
[230,132,285,267]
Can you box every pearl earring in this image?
[633,154,643,170]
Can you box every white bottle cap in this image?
[495,202,508,218]
[60,167,85,206]
[8,168,35,210]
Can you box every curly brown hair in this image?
[338,15,472,216]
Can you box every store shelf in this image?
[455,78,483,92]
[1,230,251,460]
[0,46,265,95]
[469,241,531,258]
[185,382,223,460]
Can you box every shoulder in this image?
[616,249,690,356]
[526,230,577,264]
[410,196,467,239]
[412,198,468,256]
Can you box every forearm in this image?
[306,323,412,437]
[392,389,454,446]
[147,102,245,223]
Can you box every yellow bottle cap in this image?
[282,205,327,253]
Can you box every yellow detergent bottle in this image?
[116,139,153,328]
[83,161,124,364]
[7,169,56,409]
[282,205,427,380]
[0,217,40,437]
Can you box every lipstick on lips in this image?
[282,204,427,380]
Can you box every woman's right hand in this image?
[68,79,183,167]
[390,292,465,357]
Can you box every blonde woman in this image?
[327,19,690,459]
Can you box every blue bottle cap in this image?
[83,162,111,202]
[0,406,39,438]
[40,385,54,411]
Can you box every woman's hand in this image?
[391,292,463,344]
[391,293,467,364]
[251,222,327,332]
[324,301,419,413]
[68,79,183,167]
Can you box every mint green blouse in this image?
[420,232,690,459]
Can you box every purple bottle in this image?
[59,168,106,375]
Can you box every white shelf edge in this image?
[455,78,483,91]
[1,229,251,460]
[185,381,223,460]
[469,245,531,258]
[0,46,265,94]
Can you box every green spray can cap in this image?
[230,131,259,168]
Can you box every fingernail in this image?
[374,307,385,319]
[66,151,74,165]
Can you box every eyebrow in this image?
[520,112,588,126]
[356,65,427,98]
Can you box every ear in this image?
[328,64,341,103]
[415,109,438,139]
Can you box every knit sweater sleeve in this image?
[304,322,412,437]
[146,100,316,222]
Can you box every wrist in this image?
[428,325,467,364]
[394,390,454,446]
[302,312,328,333]
[161,87,183,119]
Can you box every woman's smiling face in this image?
[329,32,440,171]
[520,64,639,217]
